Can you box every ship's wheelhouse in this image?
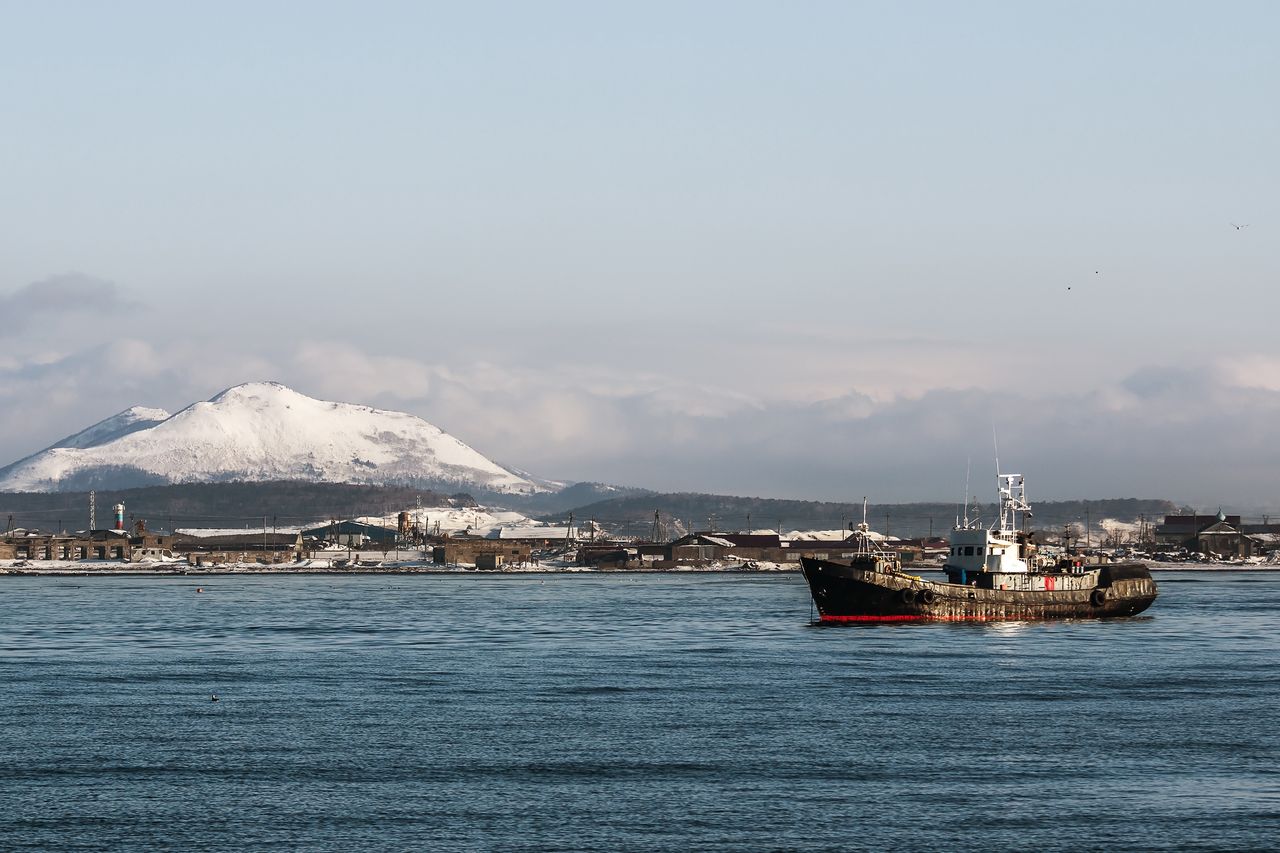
[944,528,1030,584]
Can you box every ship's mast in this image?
[995,473,1032,536]
[855,496,871,555]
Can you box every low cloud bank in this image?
[2,334,1276,508]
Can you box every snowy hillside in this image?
[45,406,172,451]
[0,382,546,494]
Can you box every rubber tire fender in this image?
[899,587,916,605]
[917,588,936,606]
[1090,588,1107,607]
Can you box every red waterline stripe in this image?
[819,614,927,623]
[818,613,1037,623]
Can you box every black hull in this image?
[801,558,1157,623]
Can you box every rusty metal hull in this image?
[800,558,1157,623]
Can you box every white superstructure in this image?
[945,472,1035,580]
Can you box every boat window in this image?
[964,546,974,556]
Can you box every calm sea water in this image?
[1,571,1277,852]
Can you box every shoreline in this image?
[3,561,1279,577]
[0,567,797,577]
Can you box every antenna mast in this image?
[993,425,1001,480]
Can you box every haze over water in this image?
[2,573,1277,851]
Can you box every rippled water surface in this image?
[2,572,1278,851]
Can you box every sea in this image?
[1,571,1277,852]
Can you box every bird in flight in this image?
[1231,222,1250,230]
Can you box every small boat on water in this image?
[801,473,1157,623]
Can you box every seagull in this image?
[1231,222,1250,230]
[211,694,219,702]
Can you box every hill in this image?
[0,382,550,495]
[543,492,1179,540]
[0,482,475,533]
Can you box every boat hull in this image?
[800,558,1157,623]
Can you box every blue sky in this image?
[2,2,1278,506]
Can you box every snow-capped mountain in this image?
[0,382,547,494]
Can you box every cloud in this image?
[0,274,134,333]
[0,338,279,465]
[1120,365,1211,399]
[1220,355,1280,393]
[289,342,433,400]
[376,358,1280,507]
[3,335,1280,509]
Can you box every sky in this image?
[2,1,1278,508]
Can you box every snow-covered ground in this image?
[175,526,305,537]
[785,528,896,542]
[349,505,536,537]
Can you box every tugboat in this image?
[801,473,1157,622]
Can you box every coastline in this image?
[0,559,797,577]
[3,560,1278,577]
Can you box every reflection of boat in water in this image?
[801,474,1157,623]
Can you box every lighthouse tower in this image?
[113,503,125,531]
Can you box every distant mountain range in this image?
[0,382,555,495]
